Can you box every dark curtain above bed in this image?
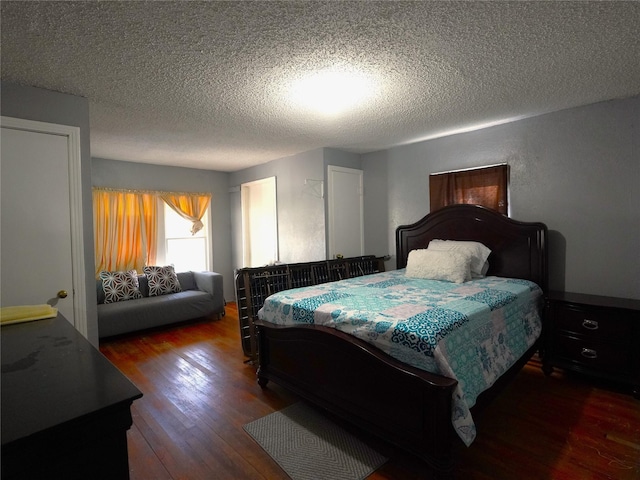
[429,164,509,215]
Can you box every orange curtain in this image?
[93,189,157,276]
[160,193,211,235]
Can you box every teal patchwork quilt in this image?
[258,269,543,446]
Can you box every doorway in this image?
[241,176,278,268]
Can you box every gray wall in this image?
[229,147,365,271]
[229,148,325,269]
[92,158,234,302]
[1,82,99,343]
[361,149,391,267]
[362,95,640,299]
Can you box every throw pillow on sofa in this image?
[99,270,143,304]
[143,265,182,297]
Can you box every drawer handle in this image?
[581,348,598,359]
[582,319,599,330]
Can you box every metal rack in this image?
[235,255,386,364]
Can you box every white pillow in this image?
[427,240,491,278]
[405,249,471,283]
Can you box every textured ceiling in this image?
[2,1,639,172]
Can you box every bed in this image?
[253,204,548,478]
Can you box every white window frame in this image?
[156,198,212,272]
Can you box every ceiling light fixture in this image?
[288,68,377,116]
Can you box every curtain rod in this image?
[430,163,507,176]
[92,187,212,197]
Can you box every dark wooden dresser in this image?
[544,291,640,398]
[1,314,142,479]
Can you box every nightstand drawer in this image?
[554,335,633,374]
[545,292,640,397]
[552,304,633,341]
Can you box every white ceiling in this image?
[2,1,639,172]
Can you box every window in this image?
[429,164,509,215]
[156,200,211,272]
[93,188,212,275]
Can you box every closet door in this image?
[1,117,85,334]
[327,165,364,259]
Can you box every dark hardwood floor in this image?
[100,303,640,480]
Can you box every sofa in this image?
[97,270,225,339]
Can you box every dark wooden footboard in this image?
[255,320,459,477]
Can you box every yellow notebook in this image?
[0,304,58,325]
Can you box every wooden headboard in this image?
[396,205,548,292]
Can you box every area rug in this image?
[243,402,387,480]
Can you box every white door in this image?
[1,117,86,334]
[327,165,364,259]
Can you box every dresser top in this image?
[548,291,640,312]
[1,314,142,445]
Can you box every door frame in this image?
[1,116,87,337]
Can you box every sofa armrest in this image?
[193,271,224,307]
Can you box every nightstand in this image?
[544,291,640,398]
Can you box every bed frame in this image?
[235,255,387,363]
[253,205,548,478]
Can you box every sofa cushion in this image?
[137,275,149,297]
[177,271,196,291]
[99,270,143,304]
[97,290,216,338]
[96,279,106,304]
[143,265,182,296]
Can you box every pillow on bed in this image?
[405,249,471,283]
[427,240,491,278]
